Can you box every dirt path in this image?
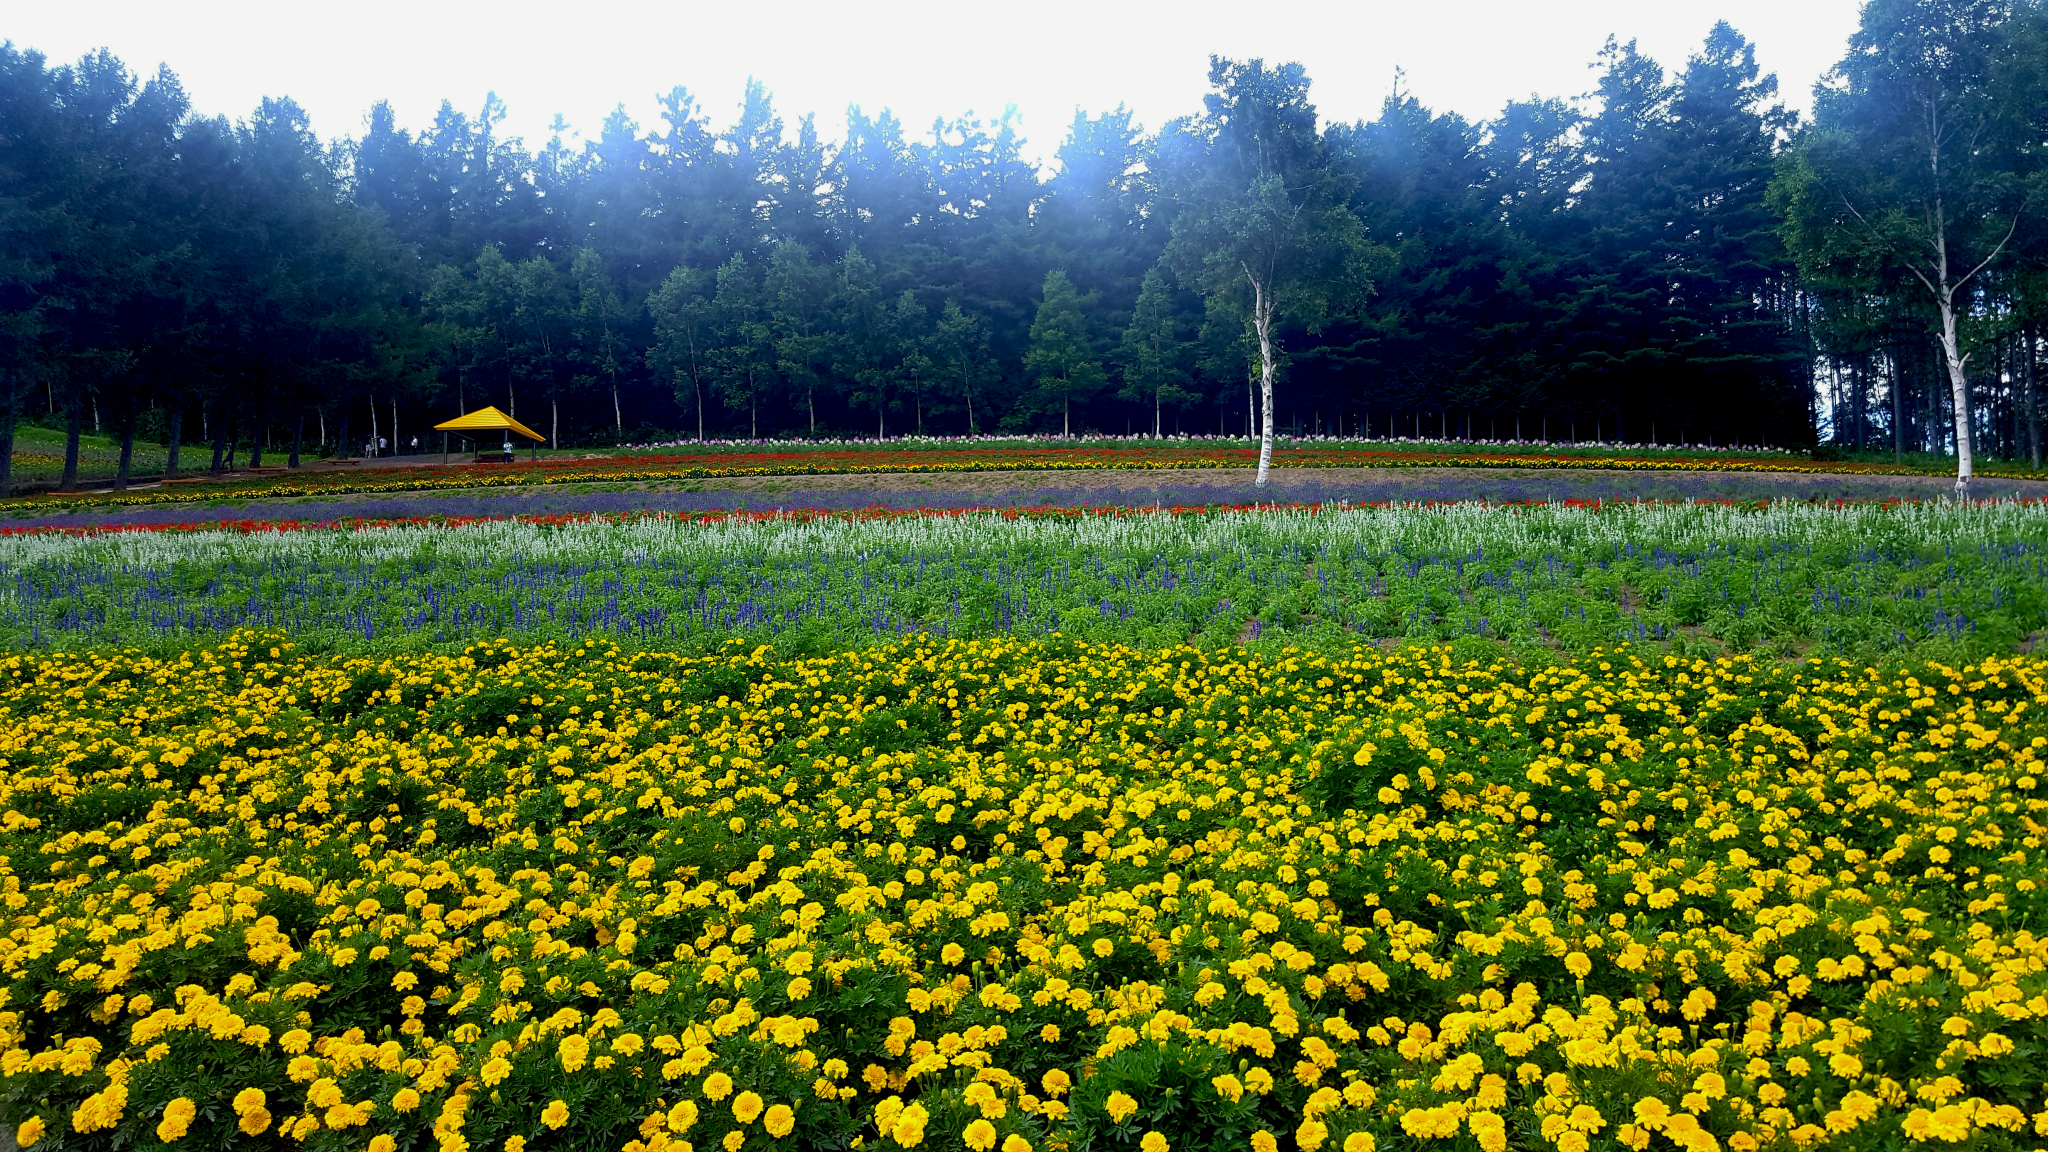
[6,466,2044,530]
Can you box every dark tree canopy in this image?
[4,5,2048,484]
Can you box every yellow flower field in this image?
[0,633,2043,1151]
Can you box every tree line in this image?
[3,0,2046,491]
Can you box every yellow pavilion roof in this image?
[432,406,545,441]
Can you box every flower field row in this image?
[1,501,2044,658]
[614,433,1808,459]
[1,632,2045,1151]
[7,443,2034,515]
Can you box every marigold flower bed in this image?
[8,443,2037,516]
[1,634,2044,1151]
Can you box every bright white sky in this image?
[12,0,1864,167]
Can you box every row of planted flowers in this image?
[4,444,2025,516]
[0,496,1991,539]
[0,633,2043,1149]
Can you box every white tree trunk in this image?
[613,383,622,437]
[1927,188,1975,497]
[551,400,558,451]
[1939,297,1973,498]
[1248,271,1276,487]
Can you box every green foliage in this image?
[1023,272,1107,436]
[8,11,2048,461]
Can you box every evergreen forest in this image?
[5,0,2048,486]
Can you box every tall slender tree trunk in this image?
[209,407,227,475]
[612,376,622,438]
[392,395,399,455]
[1936,291,1974,498]
[1247,274,1277,487]
[1154,390,1161,439]
[1891,351,1904,465]
[114,401,135,491]
[166,408,182,479]
[2026,323,2041,469]
[0,390,15,499]
[369,397,380,457]
[551,400,558,450]
[695,376,704,442]
[250,415,267,469]
[60,398,82,491]
[290,416,303,468]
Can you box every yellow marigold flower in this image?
[1141,1133,1169,1152]
[733,1092,764,1125]
[1106,1091,1138,1124]
[1342,1135,1376,1152]
[369,1137,396,1152]
[541,1100,570,1130]
[392,1089,421,1113]
[1295,1120,1328,1151]
[16,1117,46,1148]
[481,1057,512,1086]
[704,1071,735,1101]
[156,1097,196,1143]
[1041,1070,1071,1097]
[1001,1137,1032,1152]
[668,1101,699,1132]
[1564,952,1591,978]
[964,1118,999,1150]
[558,1033,590,1073]
[239,1108,272,1136]
[764,1104,795,1138]
[1252,1131,1279,1152]
[890,1101,929,1147]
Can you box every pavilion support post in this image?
[442,431,448,465]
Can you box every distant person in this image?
[409,436,419,455]
[378,436,388,457]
